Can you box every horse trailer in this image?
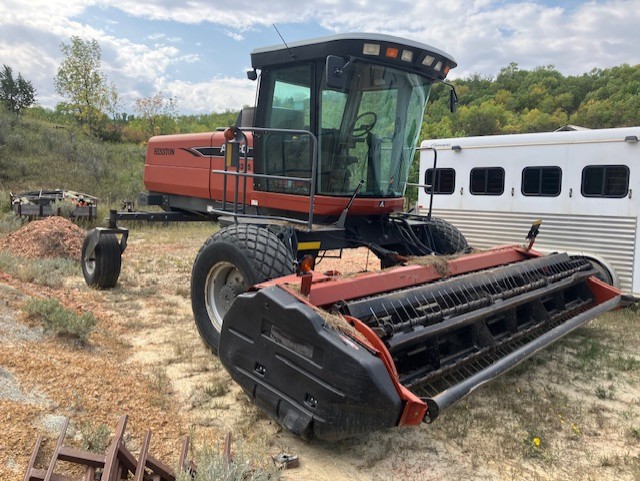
[419,127,640,294]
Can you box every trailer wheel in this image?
[81,231,122,288]
[429,217,469,254]
[191,225,295,355]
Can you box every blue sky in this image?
[1,0,639,114]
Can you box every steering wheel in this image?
[351,111,377,138]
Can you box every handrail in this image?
[214,126,319,230]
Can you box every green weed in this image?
[148,366,173,408]
[595,384,615,400]
[24,298,97,341]
[50,198,77,217]
[79,422,111,453]
[522,430,544,459]
[176,440,280,481]
[0,251,77,286]
[204,380,230,398]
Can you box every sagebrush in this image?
[25,297,97,341]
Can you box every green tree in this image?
[133,92,178,138]
[0,64,36,114]
[453,100,513,136]
[54,36,118,136]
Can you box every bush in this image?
[79,422,111,452]
[50,198,77,217]
[0,189,11,214]
[177,443,280,481]
[24,298,97,341]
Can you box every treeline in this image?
[422,62,640,139]
[23,105,241,142]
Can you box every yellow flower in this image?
[533,437,541,447]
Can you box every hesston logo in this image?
[154,147,175,155]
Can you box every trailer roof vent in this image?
[452,145,462,152]
[624,135,638,143]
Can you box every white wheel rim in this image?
[204,261,246,332]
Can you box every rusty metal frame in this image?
[23,416,193,481]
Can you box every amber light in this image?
[385,47,399,59]
[224,127,237,141]
[299,255,316,273]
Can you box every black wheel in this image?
[429,217,469,255]
[81,231,122,288]
[191,225,294,355]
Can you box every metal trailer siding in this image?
[418,127,640,294]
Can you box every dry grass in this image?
[1,222,638,481]
[81,225,640,480]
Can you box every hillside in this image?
[0,110,146,208]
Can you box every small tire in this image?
[429,217,469,255]
[191,224,294,355]
[81,231,122,288]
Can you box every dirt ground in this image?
[1,220,639,480]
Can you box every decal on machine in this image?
[154,147,175,155]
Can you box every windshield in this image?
[319,62,431,197]
[256,60,432,198]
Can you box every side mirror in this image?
[449,86,458,113]
[326,55,348,89]
[239,107,255,127]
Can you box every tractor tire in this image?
[191,224,295,355]
[81,231,122,288]
[429,217,469,255]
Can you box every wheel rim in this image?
[83,250,96,276]
[204,261,246,332]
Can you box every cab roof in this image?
[250,33,456,82]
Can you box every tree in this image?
[133,92,178,137]
[54,36,118,135]
[0,64,36,114]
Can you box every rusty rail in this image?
[23,415,193,481]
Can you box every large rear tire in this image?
[191,225,294,355]
[81,231,122,288]
[429,217,469,255]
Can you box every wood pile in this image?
[1,217,86,261]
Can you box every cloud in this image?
[1,0,639,114]
[225,31,245,42]
[161,77,257,113]
[99,0,640,79]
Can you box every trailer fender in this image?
[568,252,620,289]
[84,227,129,259]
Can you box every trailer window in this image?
[582,165,629,198]
[424,168,455,194]
[522,167,562,196]
[470,168,504,195]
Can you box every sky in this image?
[1,0,639,115]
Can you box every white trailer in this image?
[418,127,640,294]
